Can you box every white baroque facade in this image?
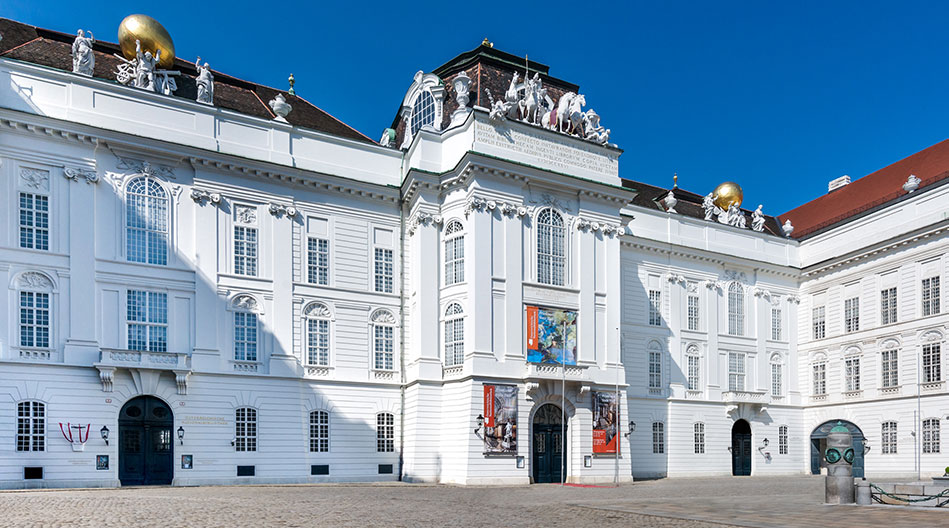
[0,19,945,488]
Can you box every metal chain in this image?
[869,483,949,505]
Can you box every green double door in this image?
[532,404,566,483]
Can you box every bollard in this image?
[824,422,855,504]
[856,478,871,505]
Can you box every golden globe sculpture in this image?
[712,181,743,210]
[118,14,175,70]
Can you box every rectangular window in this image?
[235,408,257,452]
[307,319,329,366]
[881,349,899,388]
[652,422,665,454]
[728,352,745,392]
[377,413,395,452]
[727,286,744,336]
[880,287,897,325]
[234,226,258,276]
[19,193,49,251]
[693,423,705,454]
[16,401,45,452]
[234,312,258,362]
[812,361,827,395]
[375,248,393,293]
[687,293,700,331]
[648,348,662,389]
[845,357,861,392]
[923,418,940,454]
[922,344,942,383]
[648,290,662,326]
[687,354,700,391]
[922,277,941,317]
[307,238,329,285]
[771,307,782,341]
[881,421,897,454]
[812,306,826,340]
[444,318,464,367]
[771,362,782,397]
[309,411,329,453]
[444,235,464,285]
[19,291,50,349]
[374,325,394,370]
[844,297,860,333]
[127,290,167,352]
[779,425,788,455]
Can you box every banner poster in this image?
[592,392,619,454]
[483,384,518,454]
[525,306,578,365]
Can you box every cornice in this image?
[620,238,801,280]
[802,222,949,278]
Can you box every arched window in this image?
[693,422,705,454]
[371,309,396,371]
[811,353,827,396]
[309,410,329,453]
[376,412,395,452]
[16,401,45,452]
[648,341,662,389]
[686,344,700,391]
[410,91,436,135]
[652,421,665,454]
[233,295,259,362]
[727,283,744,335]
[235,407,257,452]
[444,220,465,285]
[537,209,565,286]
[304,302,332,367]
[444,303,464,366]
[779,425,789,454]
[126,176,168,265]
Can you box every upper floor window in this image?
[377,412,395,452]
[727,283,744,336]
[779,425,789,455]
[728,352,745,391]
[812,306,826,340]
[687,290,700,331]
[235,407,257,452]
[307,237,329,285]
[127,290,167,352]
[19,290,50,350]
[771,307,782,341]
[880,287,898,325]
[693,423,705,454]
[812,359,827,395]
[686,345,700,391]
[922,343,942,383]
[443,303,464,367]
[648,341,662,389]
[126,176,168,265]
[234,225,259,276]
[922,277,941,317]
[304,302,331,367]
[923,418,940,454]
[233,296,259,362]
[16,401,45,452]
[881,421,897,454]
[845,356,861,392]
[444,220,465,285]
[652,422,665,454]
[770,355,783,397]
[410,91,436,135]
[648,290,662,326]
[309,410,329,453]
[537,209,565,286]
[19,192,49,251]
[372,310,396,371]
[844,297,860,333]
[881,347,899,388]
[375,248,394,293]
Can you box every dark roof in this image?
[780,139,949,238]
[0,18,373,144]
[621,178,786,238]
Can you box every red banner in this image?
[526,306,539,350]
[483,385,496,428]
[592,392,619,454]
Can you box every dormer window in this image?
[411,91,436,135]
[398,71,445,148]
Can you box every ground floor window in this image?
[652,422,665,454]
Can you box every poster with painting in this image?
[181,454,193,469]
[483,384,518,454]
[96,455,109,470]
[592,392,619,454]
[526,306,578,365]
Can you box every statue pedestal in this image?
[825,475,855,504]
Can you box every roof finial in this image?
[288,73,295,96]
[673,172,678,189]
[481,37,493,48]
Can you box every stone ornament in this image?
[19,168,50,191]
[194,57,214,105]
[71,30,95,76]
[451,71,472,125]
[190,188,221,204]
[63,167,98,184]
[232,294,259,312]
[17,271,54,290]
[268,202,297,217]
[269,94,292,122]
[782,219,794,237]
[114,39,180,95]
[663,191,678,213]
[751,205,765,232]
[406,211,443,235]
[234,205,257,225]
[902,174,921,193]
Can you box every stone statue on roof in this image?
[135,39,160,91]
[726,203,746,228]
[71,29,95,76]
[195,57,214,105]
[751,205,766,232]
[703,192,722,221]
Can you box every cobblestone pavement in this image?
[1,476,945,527]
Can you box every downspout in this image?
[398,152,407,482]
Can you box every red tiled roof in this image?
[780,139,949,238]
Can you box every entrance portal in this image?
[532,404,566,483]
[731,419,752,476]
[810,420,865,478]
[119,396,174,485]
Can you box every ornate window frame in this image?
[123,174,173,266]
[370,309,397,372]
[303,301,334,368]
[9,271,58,361]
[810,351,828,396]
[535,207,568,287]
[442,302,465,367]
[399,71,445,149]
[443,219,465,286]
[726,282,745,336]
[879,337,901,389]
[685,343,701,391]
[769,352,784,397]
[228,294,264,365]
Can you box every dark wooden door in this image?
[731,419,751,476]
[119,396,173,486]
[532,425,565,483]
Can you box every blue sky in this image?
[4,1,948,213]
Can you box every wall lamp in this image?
[100,425,110,446]
[624,420,636,438]
[230,437,236,447]
[177,426,185,445]
[474,414,484,439]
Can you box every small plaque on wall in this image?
[96,455,109,471]
[181,455,193,470]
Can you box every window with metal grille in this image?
[880,287,897,325]
[812,306,826,340]
[922,277,941,317]
[19,192,49,251]
[771,307,782,341]
[235,407,257,452]
[444,221,464,285]
[687,293,700,331]
[686,347,700,391]
[648,343,662,389]
[648,290,662,326]
[377,412,394,452]
[881,348,899,388]
[410,91,435,135]
[779,425,788,455]
[537,209,565,286]
[309,410,329,452]
[728,352,745,391]
[234,312,258,362]
[126,176,168,265]
[845,357,861,392]
[374,324,394,370]
[306,318,329,367]
[923,418,940,454]
[443,303,464,367]
[652,422,665,454]
[16,401,45,452]
[693,422,705,454]
[812,361,826,395]
[127,290,167,352]
[923,343,942,383]
[19,291,50,349]
[727,283,744,336]
[234,226,258,276]
[881,421,897,454]
[307,238,329,285]
[844,297,860,333]
[374,248,393,293]
[771,361,782,397]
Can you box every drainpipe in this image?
[398,155,407,482]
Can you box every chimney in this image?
[828,175,851,193]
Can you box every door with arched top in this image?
[731,419,752,476]
[119,396,173,485]
[532,404,566,483]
